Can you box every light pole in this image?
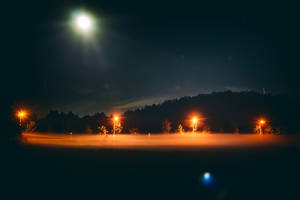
[17,110,27,126]
[113,116,119,135]
[192,117,198,135]
[258,119,265,135]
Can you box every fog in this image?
[20,132,296,150]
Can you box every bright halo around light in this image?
[71,10,95,35]
[76,14,92,31]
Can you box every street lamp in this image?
[258,119,266,135]
[113,116,119,135]
[17,110,27,126]
[192,117,198,134]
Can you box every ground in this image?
[3,133,300,199]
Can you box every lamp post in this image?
[192,117,198,135]
[17,110,27,126]
[258,119,265,135]
[113,116,119,135]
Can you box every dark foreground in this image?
[3,134,300,200]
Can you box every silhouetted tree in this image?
[264,124,273,134]
[129,128,139,134]
[177,124,184,134]
[25,121,37,132]
[115,122,123,134]
[162,120,172,133]
[98,125,108,134]
[202,125,211,133]
[34,91,300,134]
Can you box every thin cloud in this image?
[113,97,168,111]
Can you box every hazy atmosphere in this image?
[3,1,300,200]
[3,1,300,116]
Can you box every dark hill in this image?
[35,91,299,134]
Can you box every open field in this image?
[3,133,300,199]
[19,132,297,149]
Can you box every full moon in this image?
[74,13,93,32]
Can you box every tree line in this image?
[22,91,300,134]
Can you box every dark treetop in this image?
[34,91,299,134]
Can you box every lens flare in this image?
[202,172,213,184]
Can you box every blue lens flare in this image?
[202,172,213,184]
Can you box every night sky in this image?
[3,0,300,116]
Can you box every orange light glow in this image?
[259,119,266,125]
[16,109,28,125]
[114,116,119,121]
[20,132,286,149]
[192,117,198,124]
[191,116,199,134]
[17,110,27,119]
